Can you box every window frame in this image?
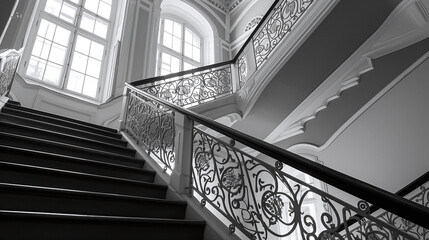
[156,16,203,76]
[20,0,117,101]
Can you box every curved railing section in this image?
[0,49,22,98]
[131,0,315,106]
[120,83,429,240]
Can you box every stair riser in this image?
[0,135,142,166]
[2,107,122,139]
[5,103,118,133]
[0,114,126,147]
[0,191,186,219]
[0,122,135,156]
[0,166,166,198]
[0,150,152,181]
[0,218,205,240]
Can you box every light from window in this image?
[157,18,202,75]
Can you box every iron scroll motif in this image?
[191,128,420,240]
[124,90,175,171]
[253,0,314,68]
[140,66,232,108]
[238,55,247,88]
[0,53,21,97]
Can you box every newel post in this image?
[118,86,130,131]
[170,112,194,195]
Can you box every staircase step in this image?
[6,100,21,106]
[0,145,154,182]
[2,106,122,139]
[0,132,142,167]
[0,161,167,198]
[0,121,135,156]
[4,102,118,134]
[0,112,125,146]
[0,183,187,219]
[0,210,205,240]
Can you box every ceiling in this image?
[203,0,247,13]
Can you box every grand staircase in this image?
[0,101,205,239]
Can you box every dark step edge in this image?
[0,161,166,190]
[0,132,141,164]
[0,210,206,225]
[6,100,20,106]
[0,145,153,176]
[4,103,118,134]
[0,182,186,206]
[0,112,124,143]
[0,121,134,155]
[2,106,121,139]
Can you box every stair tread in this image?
[0,182,185,205]
[0,120,134,154]
[0,132,141,163]
[0,161,164,188]
[0,145,151,174]
[2,106,121,138]
[0,112,124,142]
[4,103,118,133]
[0,210,205,225]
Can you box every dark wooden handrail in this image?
[336,171,429,232]
[130,0,281,87]
[125,83,429,230]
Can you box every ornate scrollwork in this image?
[124,90,175,171]
[253,0,313,68]
[0,53,21,97]
[191,128,420,240]
[139,66,232,108]
[238,55,247,88]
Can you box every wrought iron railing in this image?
[120,83,429,240]
[131,0,315,105]
[0,49,22,98]
[123,88,175,171]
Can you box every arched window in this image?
[22,0,117,99]
[157,18,202,76]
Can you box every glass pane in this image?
[94,19,108,38]
[60,2,77,23]
[80,12,95,33]
[89,41,104,60]
[193,47,200,62]
[43,62,62,85]
[82,76,98,97]
[161,52,170,64]
[67,70,84,93]
[69,0,81,4]
[172,36,181,53]
[171,56,179,73]
[38,19,56,40]
[45,0,61,17]
[185,28,192,43]
[27,57,46,80]
[84,0,99,14]
[183,62,194,71]
[75,35,91,55]
[32,37,51,59]
[173,22,182,38]
[193,33,200,47]
[48,44,67,65]
[53,26,71,46]
[71,52,88,73]
[98,1,111,19]
[101,0,112,5]
[164,19,173,34]
[86,58,101,78]
[163,33,172,49]
[184,42,192,58]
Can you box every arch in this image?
[160,0,217,64]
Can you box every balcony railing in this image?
[131,0,315,107]
[0,49,22,99]
[120,83,429,240]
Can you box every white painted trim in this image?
[229,0,258,32]
[262,0,429,145]
[184,0,227,29]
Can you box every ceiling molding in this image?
[202,0,247,13]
